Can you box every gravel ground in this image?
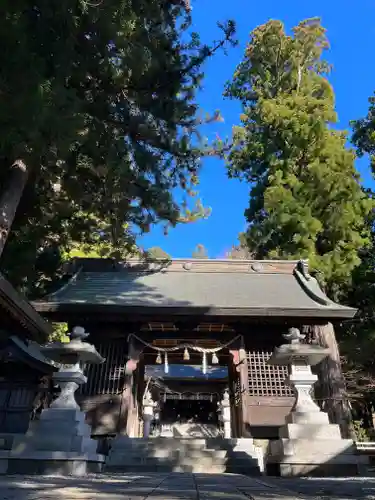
[0,473,375,500]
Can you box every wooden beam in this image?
[32,301,356,320]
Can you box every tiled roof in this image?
[32,258,356,319]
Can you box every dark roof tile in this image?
[33,258,356,320]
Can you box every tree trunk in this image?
[0,159,28,257]
[310,322,354,438]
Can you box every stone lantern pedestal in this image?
[4,327,106,476]
[266,328,366,477]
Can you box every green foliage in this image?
[342,88,375,399]
[0,1,236,296]
[227,233,254,259]
[352,419,374,442]
[50,322,70,343]
[224,18,372,297]
[352,96,375,171]
[338,209,375,398]
[60,222,141,262]
[146,247,171,260]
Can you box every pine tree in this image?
[224,18,372,298]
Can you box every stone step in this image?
[105,437,262,476]
[111,438,256,451]
[123,439,210,449]
[110,448,229,459]
[106,462,262,474]
[114,446,259,460]
[106,454,258,467]
[106,464,228,473]
[108,457,223,467]
[109,453,260,468]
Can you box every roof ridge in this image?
[68,258,300,275]
[126,257,301,264]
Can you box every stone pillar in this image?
[266,327,366,477]
[142,391,155,438]
[286,361,328,424]
[219,390,231,439]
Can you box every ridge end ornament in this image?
[297,259,312,280]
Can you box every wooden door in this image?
[0,383,36,433]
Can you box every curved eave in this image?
[0,275,52,343]
[32,301,357,321]
[293,268,357,318]
[9,336,57,374]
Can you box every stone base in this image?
[8,407,103,476]
[278,461,363,477]
[0,451,105,476]
[12,408,98,455]
[279,423,342,440]
[285,410,331,425]
[267,435,367,477]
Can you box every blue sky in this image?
[140,0,375,258]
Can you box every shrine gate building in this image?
[33,257,356,440]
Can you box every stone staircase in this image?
[105,437,263,475]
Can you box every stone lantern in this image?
[266,327,365,477]
[269,328,330,425]
[10,326,106,476]
[44,326,105,410]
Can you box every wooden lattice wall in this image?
[78,339,129,435]
[244,350,295,434]
[247,351,293,397]
[82,340,128,396]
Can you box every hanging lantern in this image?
[183,347,190,361]
[202,352,207,375]
[164,352,169,374]
[211,352,219,364]
[156,352,162,364]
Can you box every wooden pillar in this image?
[228,349,238,437]
[239,342,249,437]
[124,336,144,437]
[229,336,248,438]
